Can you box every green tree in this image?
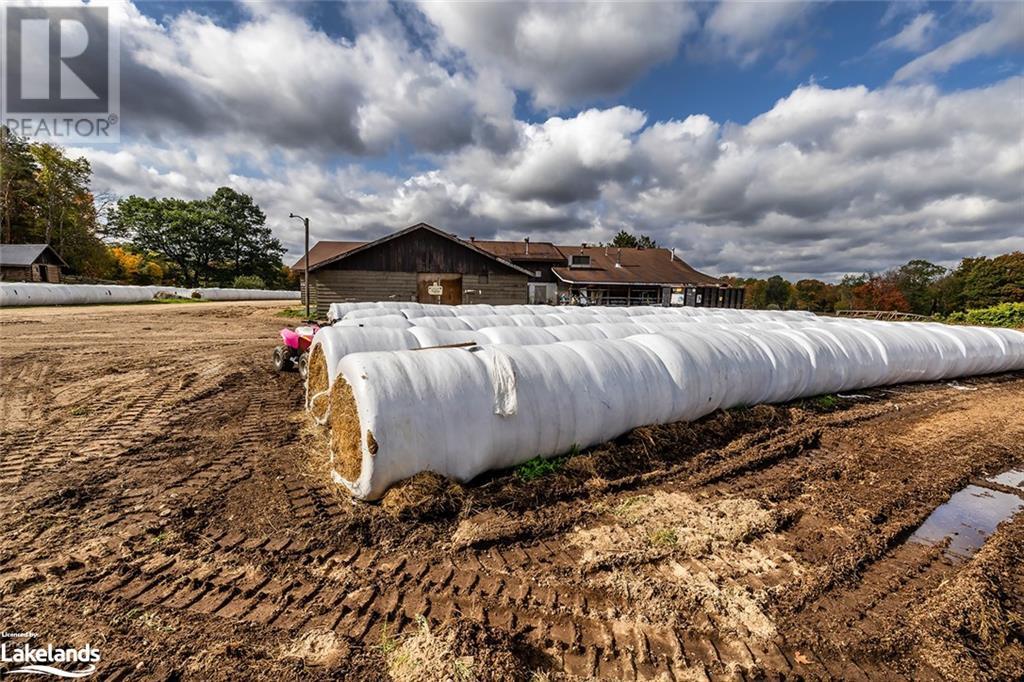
[793,279,837,312]
[207,187,284,286]
[893,259,947,315]
[1,127,109,275]
[763,275,792,309]
[108,188,285,288]
[609,231,658,249]
[0,126,40,243]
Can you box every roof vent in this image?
[615,248,622,268]
[524,236,530,255]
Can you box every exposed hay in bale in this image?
[380,472,465,521]
[306,344,330,420]
[329,378,363,482]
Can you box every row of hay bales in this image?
[308,304,1024,500]
[0,282,300,306]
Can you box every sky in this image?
[70,1,1024,280]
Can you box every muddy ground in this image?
[1,302,1022,681]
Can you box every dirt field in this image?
[1,302,1022,681]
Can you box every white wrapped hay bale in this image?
[408,317,473,331]
[327,323,1024,500]
[335,315,413,329]
[404,306,457,318]
[478,326,559,345]
[408,327,487,348]
[305,327,420,422]
[459,314,519,330]
[508,314,566,328]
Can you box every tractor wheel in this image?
[297,352,310,380]
[272,345,292,372]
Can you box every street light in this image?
[289,212,310,319]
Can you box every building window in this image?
[569,254,591,267]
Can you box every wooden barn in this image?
[293,223,532,317]
[0,243,67,282]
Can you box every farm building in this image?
[295,223,744,315]
[0,243,67,282]
[293,223,534,317]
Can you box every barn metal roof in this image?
[551,245,721,287]
[0,243,68,268]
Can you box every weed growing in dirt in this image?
[276,306,309,319]
[69,405,91,416]
[648,527,679,547]
[612,495,648,519]
[813,394,839,410]
[515,455,567,481]
[377,618,399,656]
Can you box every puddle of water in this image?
[908,484,1024,562]
[986,467,1024,490]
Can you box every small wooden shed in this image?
[0,244,68,282]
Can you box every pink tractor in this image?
[273,324,320,379]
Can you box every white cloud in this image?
[702,1,813,67]
[80,74,1024,280]
[418,1,696,109]
[113,2,514,154]
[893,3,1024,82]
[877,12,937,52]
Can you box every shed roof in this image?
[0,243,68,268]
[551,245,721,287]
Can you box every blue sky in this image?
[75,1,1023,280]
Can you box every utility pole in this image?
[289,213,310,319]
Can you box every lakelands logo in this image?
[1,635,100,678]
[1,1,120,142]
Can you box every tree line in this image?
[1,126,292,289]
[725,254,1024,315]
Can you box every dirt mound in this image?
[386,618,542,681]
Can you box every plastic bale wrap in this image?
[328,323,1024,500]
[408,327,488,348]
[459,314,519,330]
[335,315,414,329]
[454,304,495,316]
[508,314,566,328]
[478,326,559,346]
[403,307,457,318]
[305,327,420,422]
[408,317,474,331]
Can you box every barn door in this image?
[417,274,463,305]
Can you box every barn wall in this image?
[309,269,528,317]
[310,270,418,317]
[465,272,528,306]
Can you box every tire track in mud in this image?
[76,506,890,680]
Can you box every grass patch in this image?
[70,405,91,416]
[648,527,679,547]
[813,394,839,410]
[515,454,568,482]
[276,306,310,319]
[612,495,648,519]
